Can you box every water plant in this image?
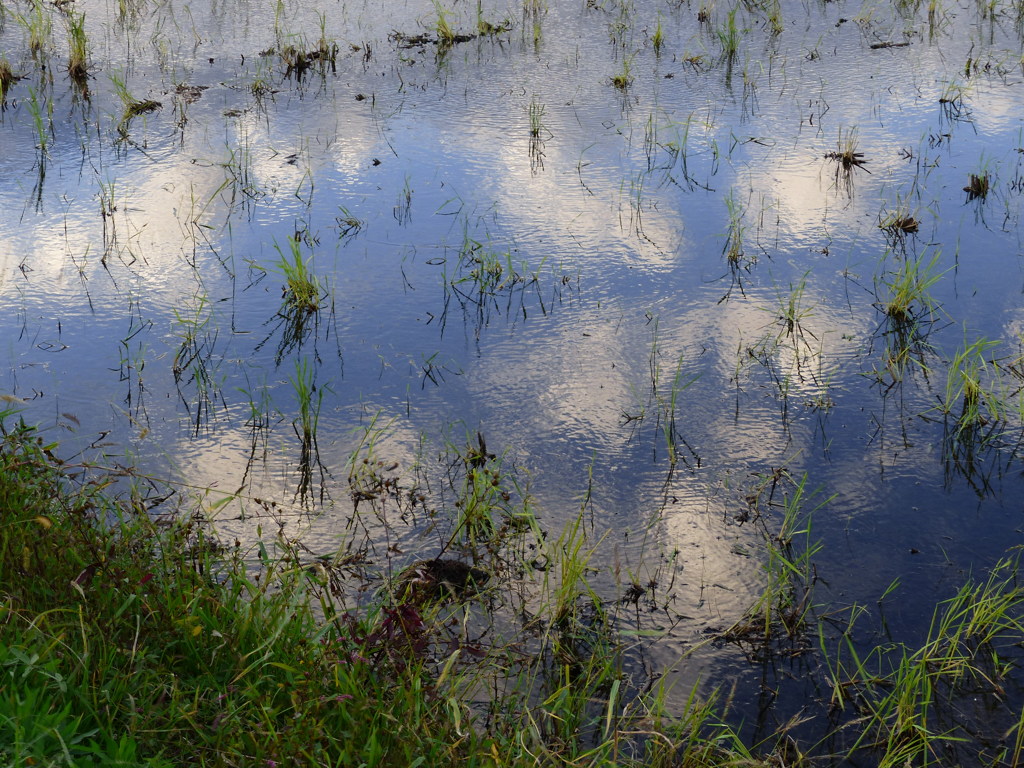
[826,127,869,192]
[644,320,701,466]
[277,15,338,79]
[939,77,970,118]
[336,206,365,240]
[657,354,699,466]
[289,356,327,502]
[877,249,945,324]
[611,54,632,89]
[528,96,547,171]
[26,0,52,59]
[722,188,752,269]
[65,10,88,84]
[273,234,323,315]
[765,0,783,34]
[528,95,545,139]
[394,175,413,223]
[476,0,511,35]
[878,201,920,247]
[0,57,16,101]
[940,334,1004,442]
[433,0,457,47]
[171,291,226,435]
[26,85,49,153]
[728,471,829,643]
[651,13,664,53]
[110,70,161,139]
[963,170,990,200]
[716,6,741,60]
[773,272,814,345]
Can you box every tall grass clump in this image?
[936,333,1016,462]
[0,57,18,102]
[26,85,49,152]
[647,324,700,466]
[110,70,161,139]
[26,0,52,59]
[877,249,945,324]
[273,234,324,315]
[65,10,88,83]
[723,187,747,265]
[716,6,740,60]
[433,0,457,47]
[276,14,338,79]
[826,127,869,193]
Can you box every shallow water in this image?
[2,0,1024,751]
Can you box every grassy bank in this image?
[3,412,1023,767]
[0,416,754,767]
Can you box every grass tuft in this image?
[273,234,324,315]
[0,57,19,102]
[65,10,88,83]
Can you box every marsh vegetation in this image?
[2,0,1024,763]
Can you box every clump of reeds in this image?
[879,213,919,235]
[528,96,545,138]
[723,188,747,265]
[273,12,338,78]
[274,234,323,315]
[434,0,457,47]
[963,171,990,200]
[27,0,52,59]
[611,55,632,89]
[65,10,89,84]
[880,250,945,323]
[476,0,511,37]
[938,334,1009,448]
[0,58,19,102]
[110,71,161,138]
[652,14,664,53]
[725,471,828,644]
[825,127,869,174]
[278,41,337,78]
[716,6,740,59]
